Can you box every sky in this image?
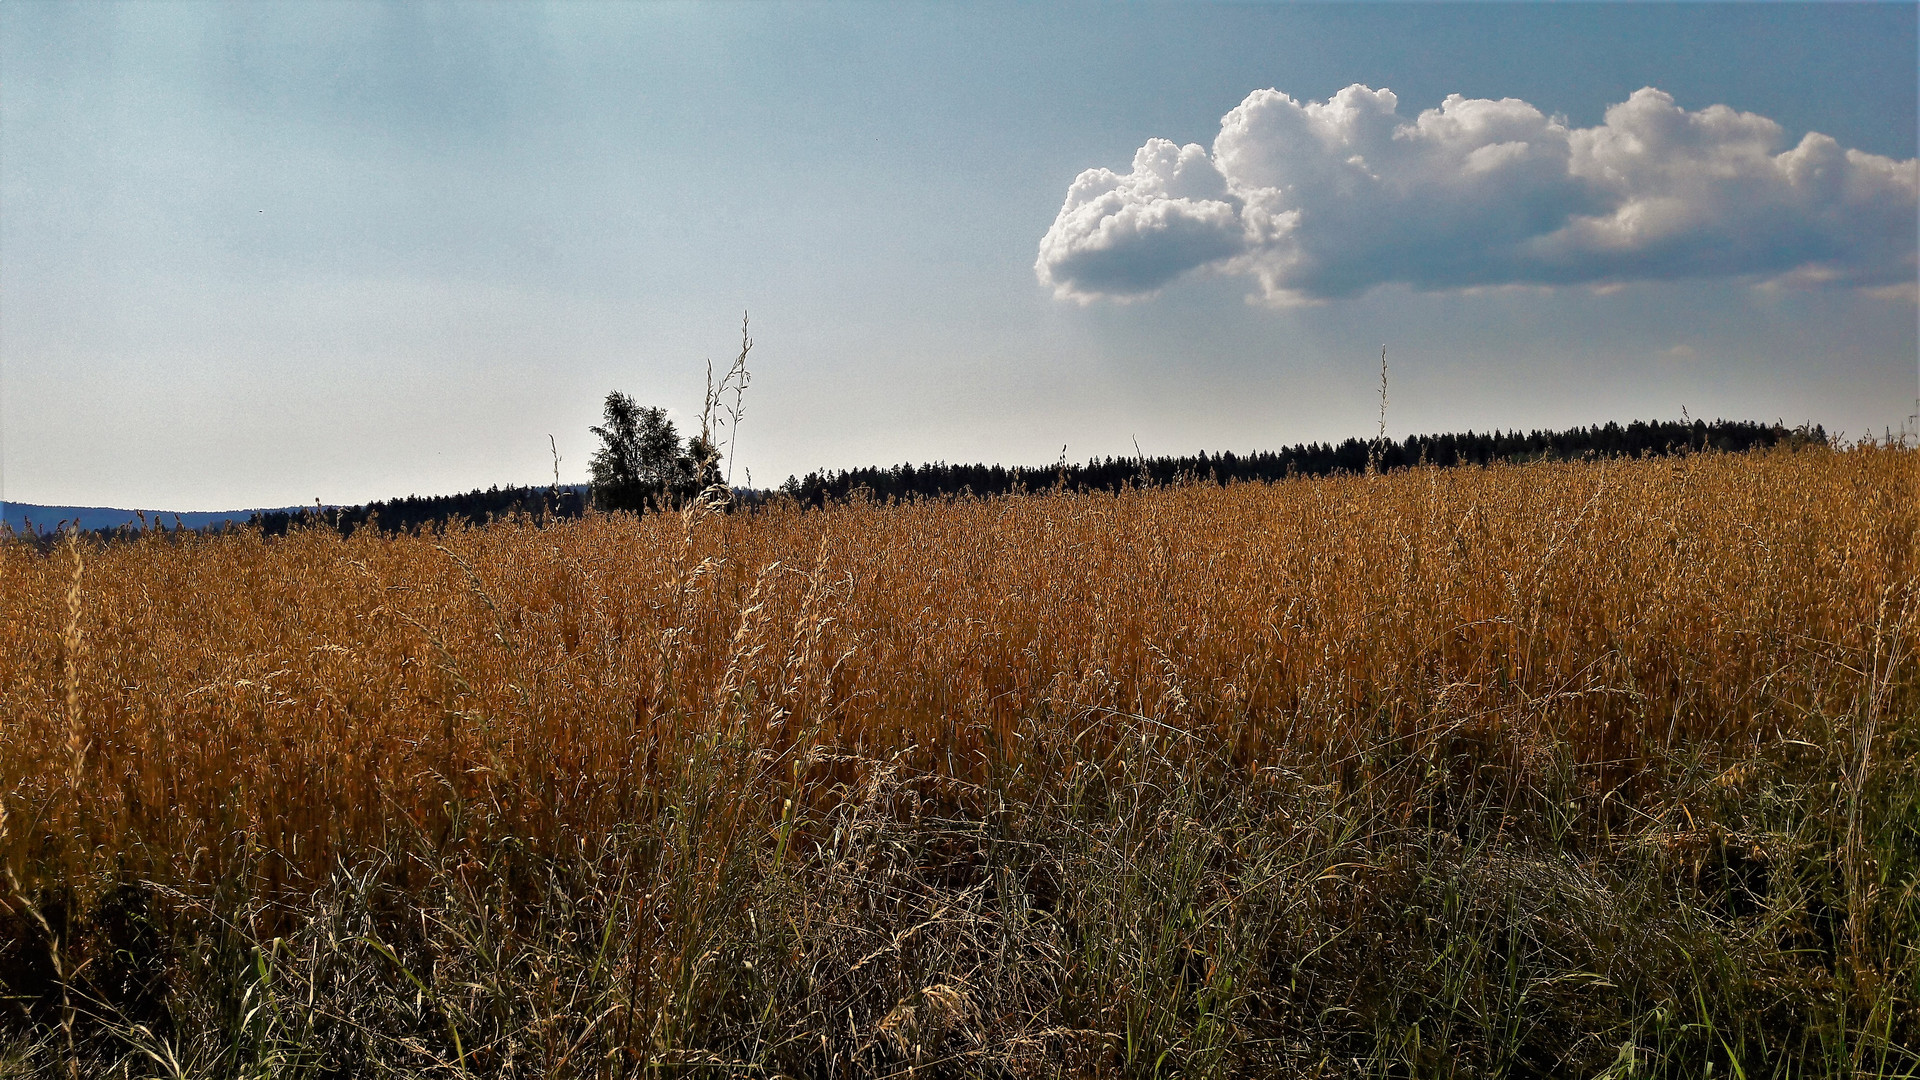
[2,1,1916,511]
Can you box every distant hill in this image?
[1,501,314,535]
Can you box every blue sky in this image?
[3,2,1915,510]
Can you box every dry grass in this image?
[0,444,1915,1077]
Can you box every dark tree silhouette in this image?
[679,434,725,505]
[590,392,689,513]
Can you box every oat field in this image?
[2,445,1916,1078]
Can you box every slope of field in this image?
[0,446,1914,1077]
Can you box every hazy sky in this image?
[3,2,1916,510]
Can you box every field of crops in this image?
[2,445,1916,1078]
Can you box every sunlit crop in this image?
[1,445,1914,1077]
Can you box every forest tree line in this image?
[779,418,1824,507]
[232,418,1822,537]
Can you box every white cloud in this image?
[1035,139,1244,302]
[1036,86,1918,304]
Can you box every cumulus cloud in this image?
[1036,86,1918,303]
[1033,139,1244,298]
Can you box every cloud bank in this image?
[1036,86,1918,303]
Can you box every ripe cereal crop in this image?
[0,444,1914,1077]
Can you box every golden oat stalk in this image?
[61,531,86,793]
